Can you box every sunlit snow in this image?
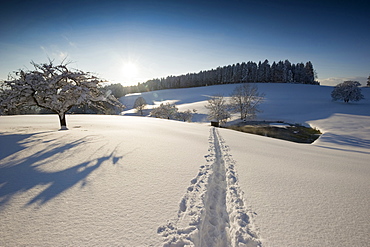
[1,83,369,246]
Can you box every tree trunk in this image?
[58,112,68,130]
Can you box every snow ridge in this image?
[158,128,261,246]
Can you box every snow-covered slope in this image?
[121,83,370,124]
[1,83,369,246]
[121,83,370,152]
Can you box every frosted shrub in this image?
[331,81,364,103]
[205,95,230,125]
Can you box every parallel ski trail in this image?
[158,128,261,247]
[198,128,230,246]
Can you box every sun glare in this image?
[121,62,139,79]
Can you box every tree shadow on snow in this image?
[0,132,54,161]
[0,133,122,208]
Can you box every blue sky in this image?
[1,0,369,86]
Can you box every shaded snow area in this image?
[1,83,370,246]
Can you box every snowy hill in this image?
[121,83,370,152]
[1,83,369,246]
[121,83,369,123]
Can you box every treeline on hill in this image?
[121,60,318,95]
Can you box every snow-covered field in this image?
[1,83,369,246]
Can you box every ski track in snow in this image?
[158,127,261,247]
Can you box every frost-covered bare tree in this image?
[230,83,265,120]
[205,95,230,125]
[133,96,147,115]
[150,102,178,119]
[331,81,364,103]
[0,61,124,129]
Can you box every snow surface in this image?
[1,83,369,246]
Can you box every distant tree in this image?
[274,61,284,83]
[150,102,178,119]
[231,63,242,83]
[205,95,230,125]
[293,63,305,83]
[133,96,147,115]
[331,81,364,103]
[246,61,258,82]
[303,61,315,84]
[230,84,265,120]
[284,59,292,83]
[367,75,370,87]
[102,83,125,98]
[0,61,124,129]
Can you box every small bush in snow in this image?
[176,109,197,122]
[331,81,364,103]
[150,102,196,122]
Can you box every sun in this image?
[121,62,139,79]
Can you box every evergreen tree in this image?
[275,61,284,82]
[304,61,315,84]
[270,62,277,82]
[293,63,305,83]
[263,60,270,82]
[257,61,263,82]
[240,62,248,82]
[257,60,270,82]
[247,61,258,82]
[283,60,292,82]
[232,63,242,83]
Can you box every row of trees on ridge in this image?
[123,59,318,95]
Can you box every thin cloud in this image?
[319,77,367,86]
[39,45,69,63]
[62,35,77,48]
